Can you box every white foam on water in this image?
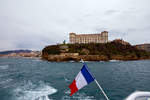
[0,78,13,84]
[13,81,57,100]
[62,90,95,100]
[65,90,70,94]
[64,77,70,82]
[0,65,9,69]
[69,60,75,62]
[109,60,120,62]
[99,61,105,62]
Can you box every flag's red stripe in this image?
[69,79,78,96]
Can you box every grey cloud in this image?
[0,0,150,51]
[104,10,120,15]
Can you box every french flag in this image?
[69,63,95,96]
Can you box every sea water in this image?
[0,58,150,100]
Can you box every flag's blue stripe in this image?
[81,64,94,84]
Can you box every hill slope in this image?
[42,42,150,61]
[0,50,32,54]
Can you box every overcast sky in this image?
[0,0,150,51]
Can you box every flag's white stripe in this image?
[75,71,87,90]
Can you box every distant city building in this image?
[135,44,150,52]
[113,39,130,45]
[69,31,108,44]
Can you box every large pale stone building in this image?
[69,31,108,44]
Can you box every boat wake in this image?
[13,80,57,100]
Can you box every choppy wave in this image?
[32,59,41,62]
[64,77,70,82]
[0,78,13,85]
[0,65,9,69]
[13,80,57,100]
[62,90,95,100]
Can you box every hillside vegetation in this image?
[42,42,150,61]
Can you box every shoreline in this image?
[0,56,150,62]
[42,55,150,62]
[0,56,41,59]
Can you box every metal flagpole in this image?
[95,79,109,100]
[81,59,110,100]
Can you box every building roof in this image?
[69,31,108,36]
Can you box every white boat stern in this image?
[125,91,150,100]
